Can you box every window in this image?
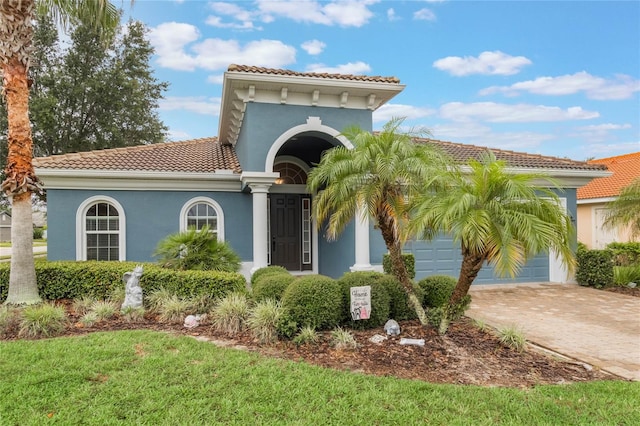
[274,162,308,184]
[76,196,126,261]
[180,197,225,241]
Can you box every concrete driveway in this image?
[466,283,640,381]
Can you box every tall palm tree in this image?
[0,0,119,305]
[307,117,452,325]
[604,177,640,240]
[411,151,575,333]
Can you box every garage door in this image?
[406,236,550,285]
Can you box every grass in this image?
[498,325,527,352]
[0,330,637,425]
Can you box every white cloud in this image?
[149,22,296,71]
[433,51,532,76]
[439,102,599,123]
[301,39,326,55]
[581,141,640,158]
[431,122,555,151]
[414,8,436,21]
[373,103,436,123]
[207,74,224,85]
[577,123,632,131]
[167,129,191,141]
[479,71,640,100]
[306,61,371,75]
[159,96,221,116]
[387,8,400,21]
[572,123,633,143]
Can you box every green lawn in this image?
[1,330,637,425]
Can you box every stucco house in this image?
[33,65,608,284]
[577,152,640,249]
[0,211,11,242]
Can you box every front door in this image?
[270,194,301,270]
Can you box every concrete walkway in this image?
[466,283,640,381]
[0,245,47,261]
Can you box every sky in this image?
[125,0,640,161]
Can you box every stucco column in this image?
[249,183,271,274]
[350,206,373,271]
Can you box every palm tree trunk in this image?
[378,216,428,326]
[2,55,40,305]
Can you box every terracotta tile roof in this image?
[577,151,640,199]
[33,138,242,173]
[227,64,401,84]
[416,138,608,171]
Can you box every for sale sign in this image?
[350,286,371,320]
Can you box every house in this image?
[0,211,10,242]
[577,152,640,249]
[33,65,608,284]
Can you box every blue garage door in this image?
[406,236,550,285]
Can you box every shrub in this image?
[418,275,458,308]
[613,265,640,286]
[378,275,423,321]
[606,242,640,266]
[330,327,358,350]
[157,295,193,324]
[250,265,289,286]
[281,275,342,330]
[337,272,390,330]
[121,307,146,323]
[211,292,250,335]
[154,225,241,272]
[498,326,527,352]
[292,326,319,346]
[18,303,66,338]
[145,287,174,313]
[382,253,416,279]
[576,249,614,288]
[72,295,96,316]
[247,299,283,344]
[252,273,296,303]
[33,227,44,240]
[90,301,118,321]
[0,262,246,303]
[79,312,98,327]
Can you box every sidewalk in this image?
[0,245,47,261]
[466,283,640,381]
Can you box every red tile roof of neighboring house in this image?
[577,151,640,200]
[227,64,401,84]
[34,137,606,174]
[33,138,242,173]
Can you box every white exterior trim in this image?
[577,196,616,205]
[179,196,225,241]
[548,197,571,283]
[274,155,311,173]
[75,195,126,261]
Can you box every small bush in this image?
[145,287,174,313]
[252,273,295,302]
[419,275,458,308]
[154,225,241,272]
[72,295,96,316]
[382,253,416,279]
[292,326,319,346]
[211,292,250,335]
[613,265,640,286]
[576,249,614,288]
[19,303,66,338]
[607,242,640,266]
[79,312,98,327]
[330,327,358,350]
[108,286,126,305]
[90,301,119,321]
[157,295,193,324]
[122,307,146,323]
[378,275,422,321]
[33,227,44,240]
[498,326,527,352]
[250,265,289,286]
[189,293,217,313]
[247,299,283,344]
[338,272,390,330]
[281,275,342,330]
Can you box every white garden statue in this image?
[121,265,144,311]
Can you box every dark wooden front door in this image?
[270,194,301,270]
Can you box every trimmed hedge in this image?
[576,249,614,289]
[252,273,296,302]
[281,274,342,330]
[606,242,640,267]
[377,274,422,321]
[338,271,390,330]
[418,275,458,308]
[382,253,416,279]
[251,265,289,286]
[0,261,246,302]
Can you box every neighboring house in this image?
[34,65,608,284]
[577,152,640,249]
[0,211,10,242]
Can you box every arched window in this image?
[76,196,126,261]
[274,161,308,184]
[180,197,225,241]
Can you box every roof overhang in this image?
[35,168,242,192]
[219,70,405,146]
[458,166,612,188]
[577,196,617,205]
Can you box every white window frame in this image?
[76,195,126,261]
[179,196,225,241]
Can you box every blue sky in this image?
[126,0,639,161]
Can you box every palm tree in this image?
[604,177,640,240]
[307,117,452,325]
[411,151,575,333]
[1,0,120,305]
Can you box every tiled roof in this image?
[33,138,242,173]
[418,138,608,171]
[227,64,401,84]
[577,152,640,199]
